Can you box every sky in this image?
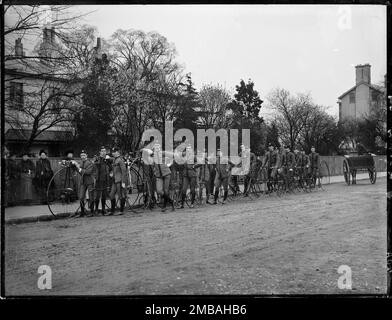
[20,5,389,118]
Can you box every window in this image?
[9,82,24,109]
[371,90,379,102]
[349,92,355,104]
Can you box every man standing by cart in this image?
[309,146,320,186]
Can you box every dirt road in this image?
[4,179,387,295]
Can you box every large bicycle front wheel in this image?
[47,166,80,218]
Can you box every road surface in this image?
[4,178,387,295]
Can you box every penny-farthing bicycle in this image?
[46,161,81,218]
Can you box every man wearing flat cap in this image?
[262,143,280,193]
[108,147,128,215]
[93,146,112,215]
[213,148,235,205]
[74,150,96,217]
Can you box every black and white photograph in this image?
[1,2,390,300]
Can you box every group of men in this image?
[142,142,320,212]
[63,142,320,216]
[261,144,320,192]
[62,146,129,217]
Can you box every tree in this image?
[173,73,199,135]
[265,121,280,150]
[108,29,184,152]
[197,84,232,129]
[228,79,265,154]
[73,52,115,155]
[298,105,340,155]
[268,88,314,150]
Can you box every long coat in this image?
[19,159,35,200]
[35,158,54,189]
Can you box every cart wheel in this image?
[47,167,80,218]
[369,167,377,184]
[343,159,351,186]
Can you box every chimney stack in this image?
[15,38,24,56]
[355,64,371,84]
[94,37,102,60]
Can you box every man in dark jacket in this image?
[108,147,128,215]
[93,146,112,215]
[34,150,54,204]
[198,149,214,204]
[142,143,175,212]
[262,144,280,193]
[180,144,202,208]
[283,145,296,190]
[213,148,235,204]
[74,150,96,217]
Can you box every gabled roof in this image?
[338,81,385,99]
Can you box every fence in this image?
[4,155,387,206]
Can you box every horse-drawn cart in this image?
[343,153,377,185]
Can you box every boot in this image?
[213,189,219,204]
[114,199,125,216]
[222,190,228,204]
[101,198,106,215]
[87,201,95,217]
[190,192,195,208]
[94,200,100,215]
[79,200,86,217]
[161,195,167,213]
[168,195,175,211]
[206,193,211,204]
[179,194,185,209]
[107,199,116,216]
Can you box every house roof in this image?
[5,129,73,143]
[338,81,385,99]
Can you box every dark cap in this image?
[111,146,120,153]
[39,149,47,156]
[80,149,87,155]
[100,146,106,150]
